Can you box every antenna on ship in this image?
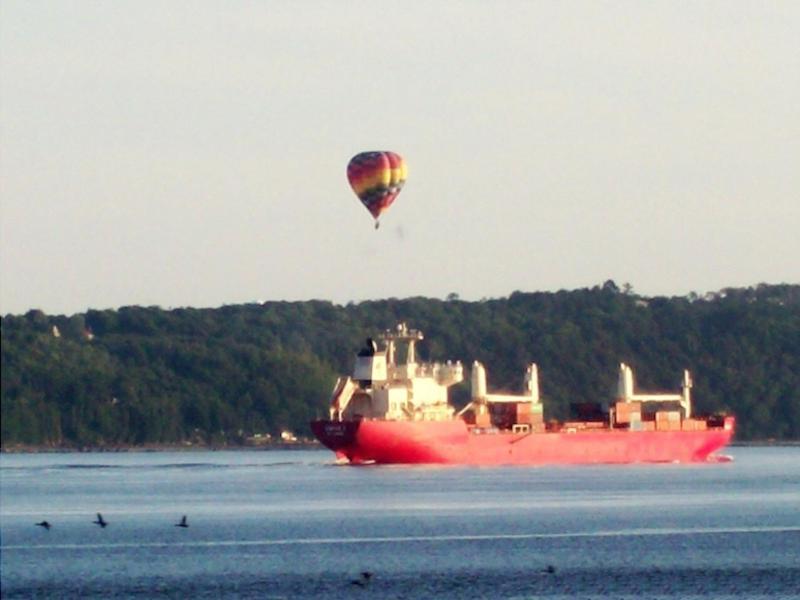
[382,322,423,367]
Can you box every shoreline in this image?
[3,440,799,454]
[730,440,800,447]
[0,441,322,454]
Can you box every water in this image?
[1,447,798,599]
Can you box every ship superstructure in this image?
[330,323,462,422]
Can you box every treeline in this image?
[1,282,798,448]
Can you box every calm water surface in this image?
[1,446,798,599]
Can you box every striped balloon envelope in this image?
[347,151,407,228]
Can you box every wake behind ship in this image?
[310,323,734,465]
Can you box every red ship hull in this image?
[310,417,735,466]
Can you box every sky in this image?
[1,1,798,316]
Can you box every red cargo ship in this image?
[310,324,735,465]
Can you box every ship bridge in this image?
[329,323,462,421]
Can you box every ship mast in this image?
[381,322,423,370]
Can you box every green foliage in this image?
[1,283,798,447]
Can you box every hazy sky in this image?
[1,1,798,316]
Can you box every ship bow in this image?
[310,420,361,460]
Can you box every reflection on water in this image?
[1,447,799,599]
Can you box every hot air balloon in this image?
[347,151,407,229]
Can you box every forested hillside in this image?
[2,282,798,448]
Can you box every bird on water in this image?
[93,513,108,528]
[175,515,189,528]
[350,572,373,587]
[35,521,51,530]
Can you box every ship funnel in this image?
[471,361,487,400]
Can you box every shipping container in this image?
[656,410,681,422]
[465,412,492,427]
[656,420,682,431]
[682,418,708,431]
[615,401,643,424]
